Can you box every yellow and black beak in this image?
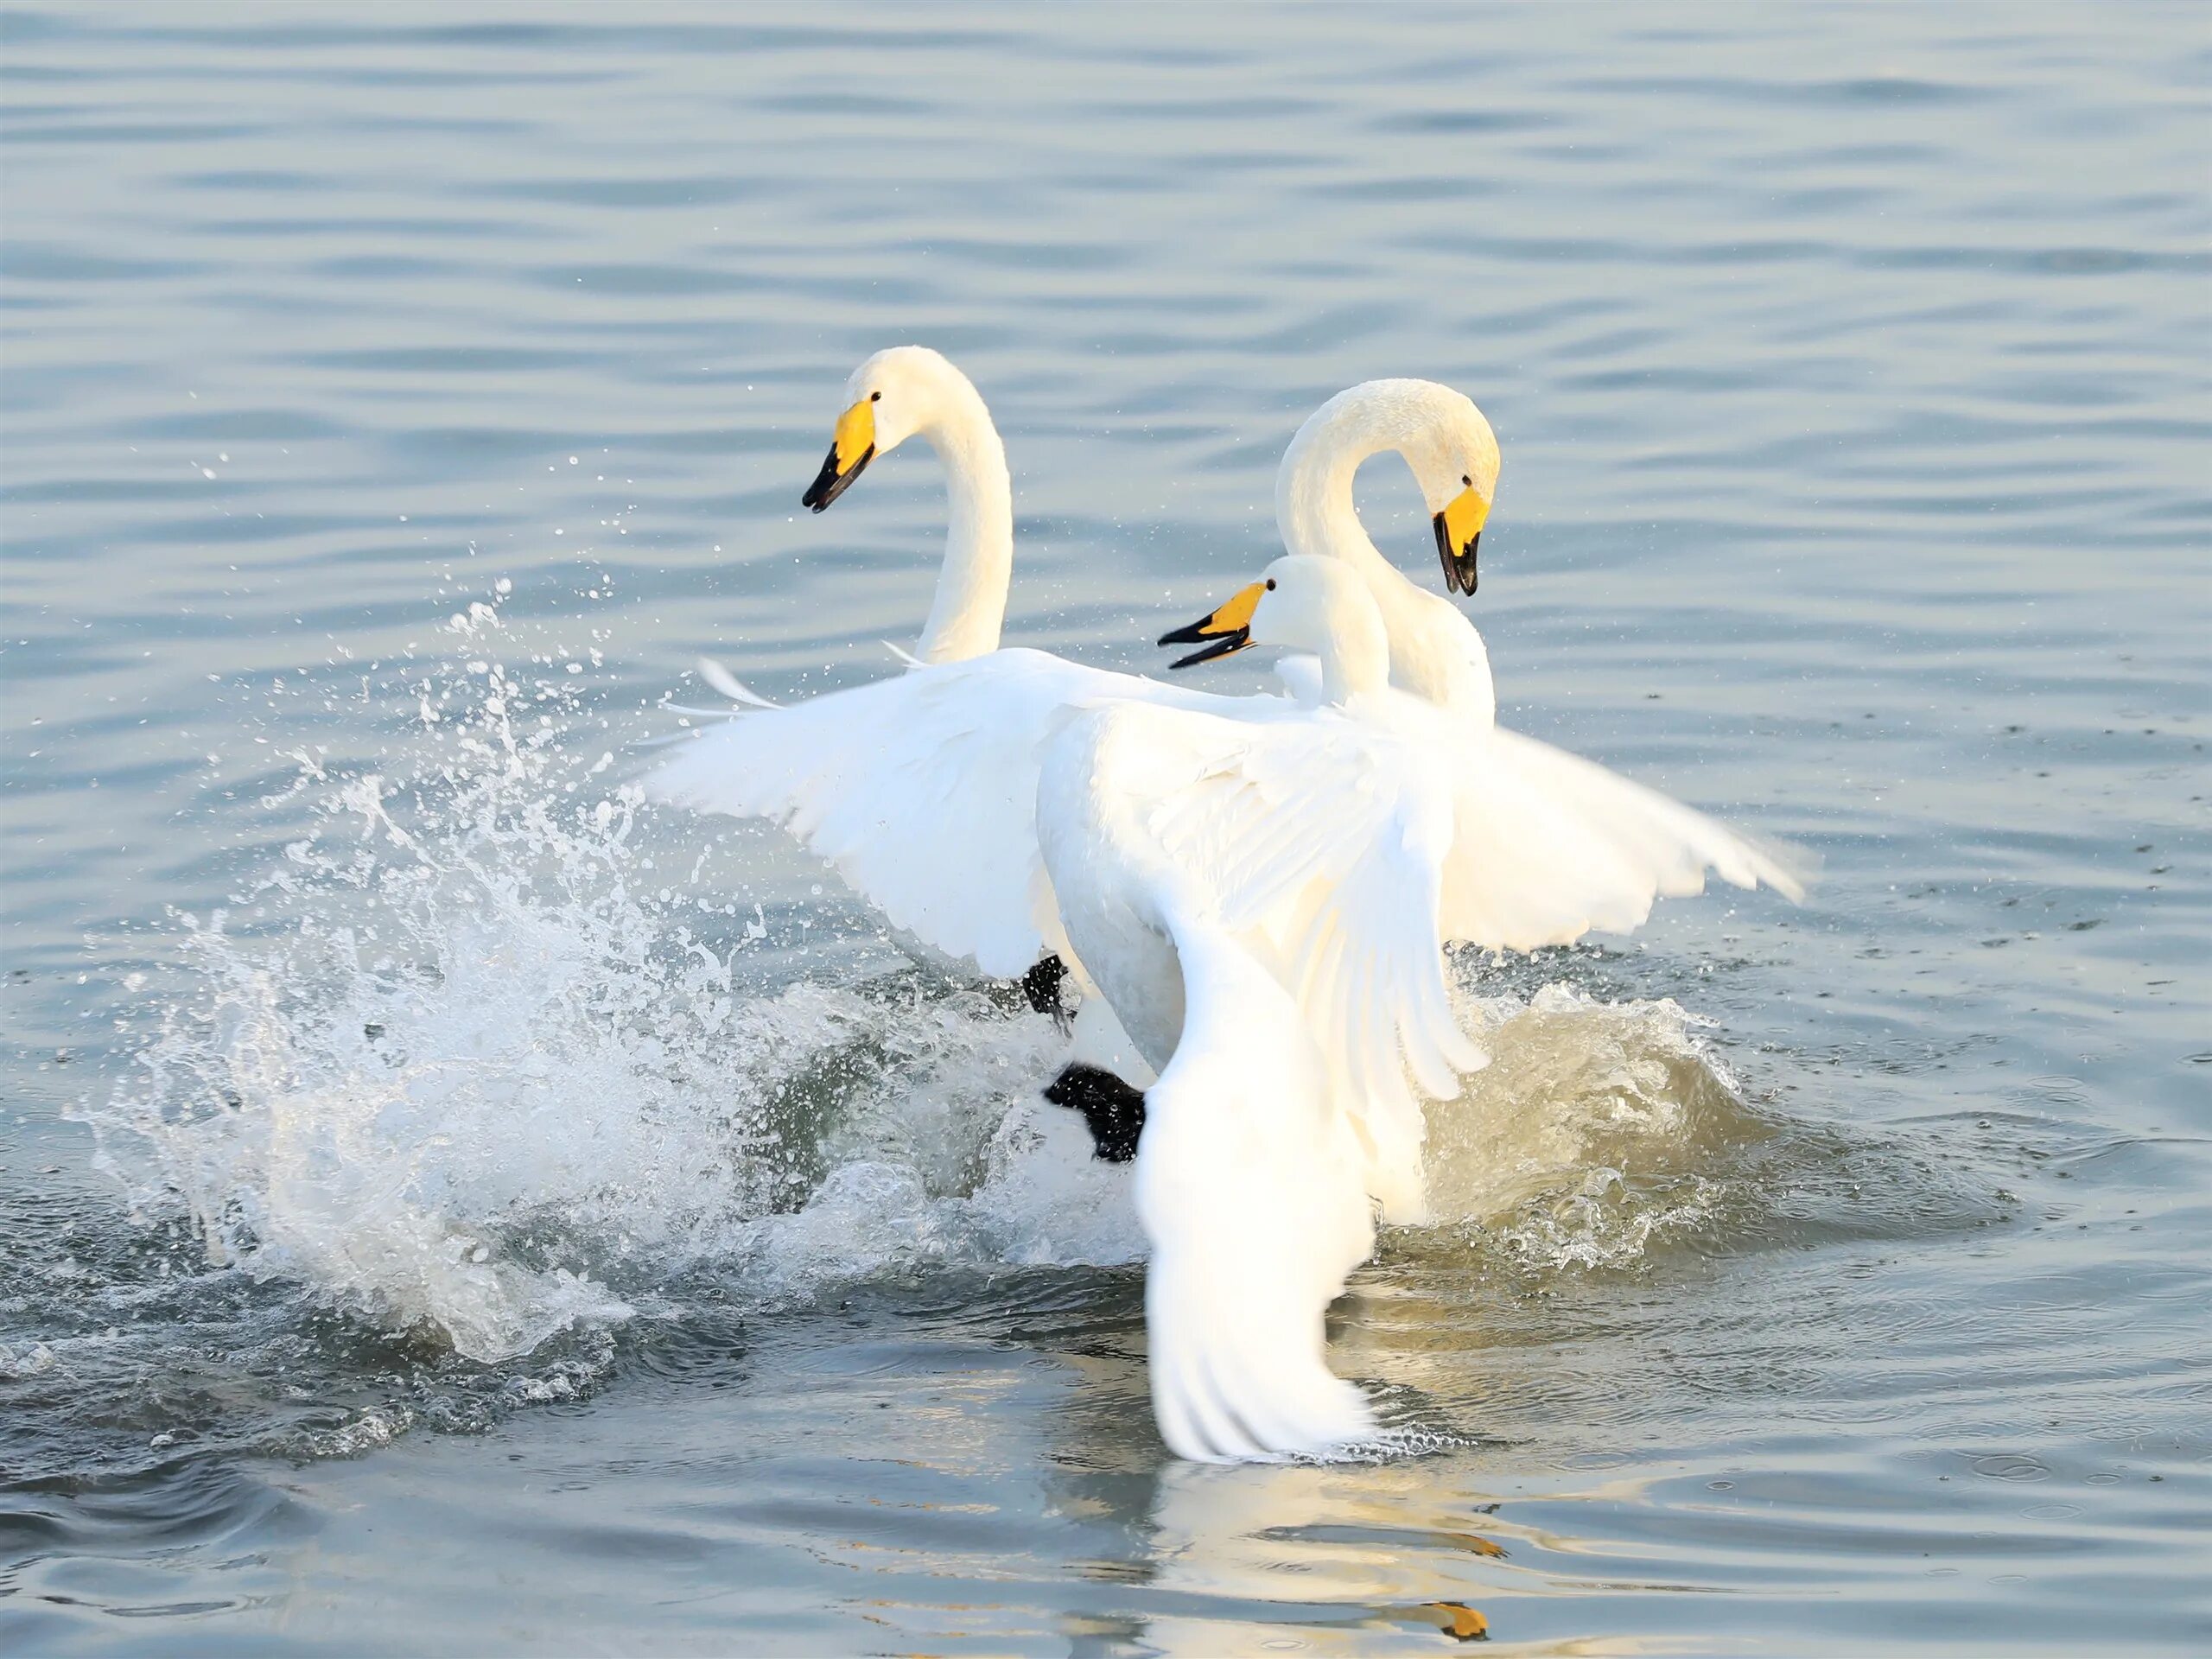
[801,397,877,512]
[1158,581,1265,670]
[1433,483,1490,597]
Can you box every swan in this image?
[1036,564,1481,1457]
[1135,556,1808,1224]
[1033,556,1488,1459]
[798,346,1013,665]
[1037,553,1803,1459]
[790,346,1161,1101]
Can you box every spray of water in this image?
[86,600,1141,1370]
[1423,983,1764,1269]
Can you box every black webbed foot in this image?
[1042,1062,1147,1163]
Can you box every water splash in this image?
[83,601,1136,1379]
[1421,982,1767,1269]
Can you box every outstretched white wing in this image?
[1439,722,1813,951]
[645,648,1257,979]
[1066,701,1484,1222]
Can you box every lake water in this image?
[3,4,2207,1652]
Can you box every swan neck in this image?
[1276,412,1389,576]
[1319,599,1392,703]
[914,391,1013,664]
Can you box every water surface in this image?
[3,4,2208,1653]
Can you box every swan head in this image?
[1158,555,1379,672]
[801,346,976,512]
[1294,378,1501,597]
[1411,412,1498,600]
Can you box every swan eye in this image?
[870,391,881,402]
[1461,474,1471,486]
[1264,578,1275,591]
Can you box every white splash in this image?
[91,605,1140,1363]
[1423,982,1756,1265]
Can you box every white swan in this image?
[798,346,1013,665]
[1131,556,1806,1225]
[1035,556,1485,1460]
[1036,564,1482,1453]
[1038,553,1802,1459]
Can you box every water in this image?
[3,3,2206,1650]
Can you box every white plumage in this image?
[650,647,1265,980]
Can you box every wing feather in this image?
[645,649,1255,979]
[1136,919,1377,1462]
[1077,702,1484,1220]
[1440,724,1815,951]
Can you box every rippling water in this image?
[3,5,2207,1652]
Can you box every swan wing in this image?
[645,648,1243,979]
[1439,724,1815,950]
[1136,917,1378,1462]
[1070,702,1484,1219]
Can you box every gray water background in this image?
[3,4,2209,1653]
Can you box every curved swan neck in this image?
[1275,400,1386,576]
[1273,382,1500,717]
[913,374,1014,664]
[1274,378,1497,578]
